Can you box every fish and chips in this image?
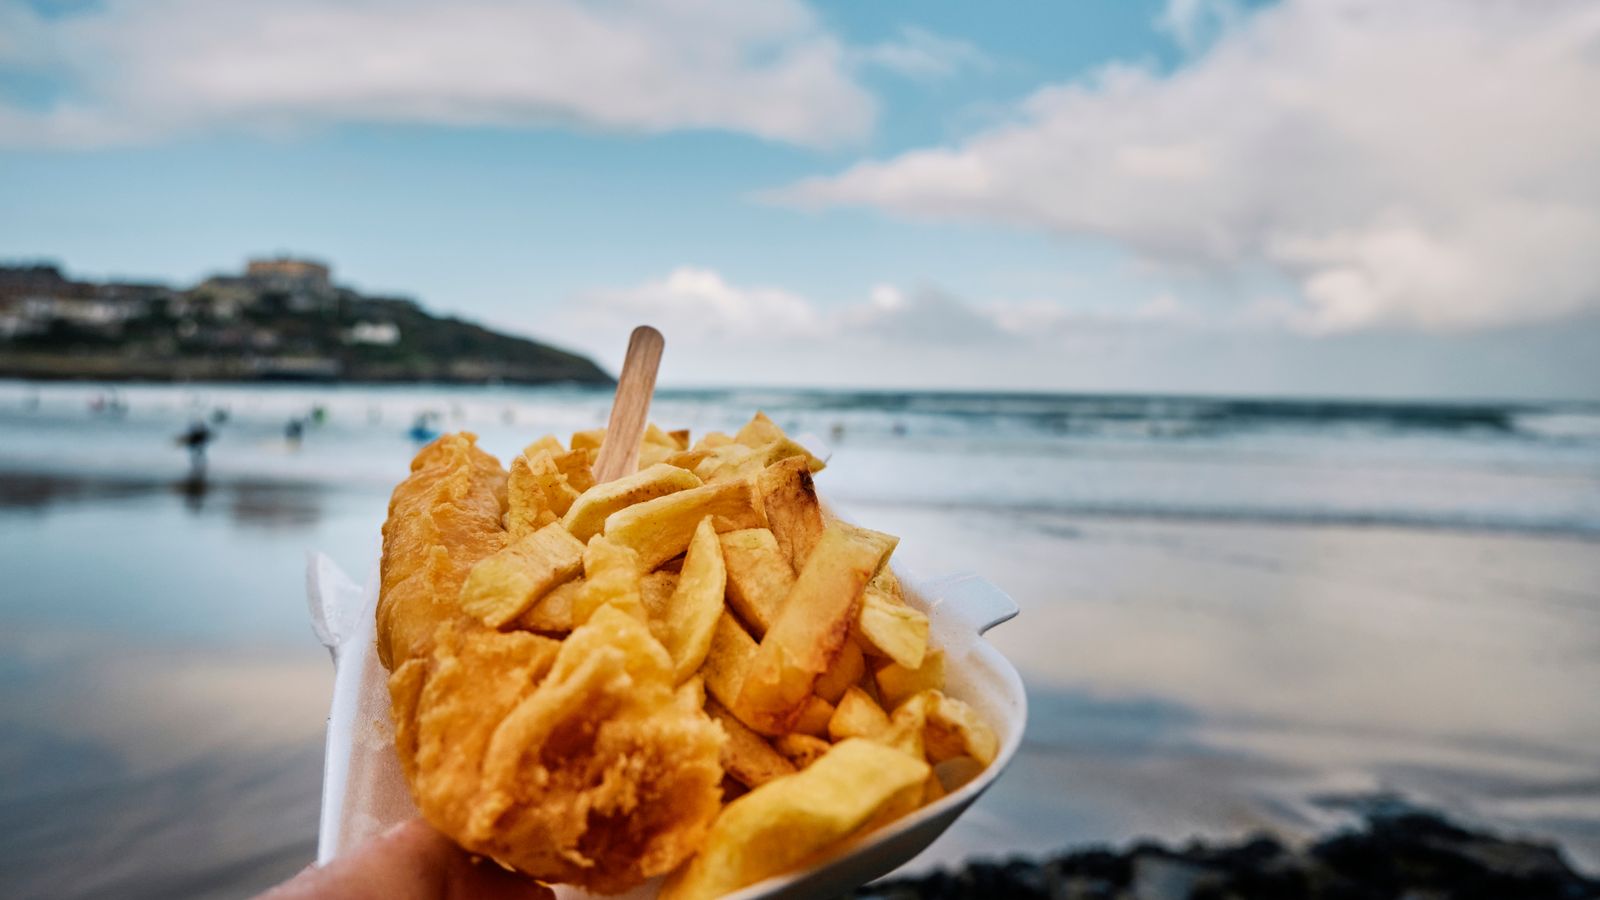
[377,413,997,897]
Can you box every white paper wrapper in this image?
[306,552,420,863]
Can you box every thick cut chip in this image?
[697,438,821,485]
[638,570,679,625]
[733,521,898,734]
[562,463,703,542]
[828,686,891,742]
[701,612,758,714]
[658,517,726,683]
[920,691,999,766]
[707,699,794,788]
[524,434,565,457]
[574,536,645,626]
[876,648,946,710]
[883,693,929,759]
[637,442,675,470]
[517,577,585,633]
[603,479,765,571]
[791,695,835,738]
[695,431,734,450]
[643,422,681,449]
[659,739,931,900]
[854,586,929,670]
[735,411,786,447]
[550,448,595,496]
[758,456,826,571]
[668,428,691,450]
[663,448,714,472]
[686,443,755,482]
[813,638,866,704]
[570,427,606,451]
[773,733,831,769]
[459,522,585,628]
[506,449,584,538]
[870,566,904,600]
[885,690,998,766]
[718,528,793,636]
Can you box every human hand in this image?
[257,819,552,900]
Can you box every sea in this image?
[1,380,1597,898]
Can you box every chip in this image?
[733,521,897,734]
[603,479,766,571]
[734,411,786,447]
[706,699,795,788]
[876,648,946,710]
[573,535,646,626]
[812,638,865,705]
[757,455,826,571]
[717,527,793,636]
[772,733,831,769]
[791,695,835,738]
[659,739,931,900]
[562,463,702,542]
[516,576,585,634]
[657,517,726,683]
[827,685,891,742]
[700,611,758,714]
[854,585,930,670]
[458,522,584,627]
[569,427,606,451]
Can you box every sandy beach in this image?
[2,383,1597,898]
[3,483,1597,898]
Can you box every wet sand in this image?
[871,504,1600,875]
[2,469,1596,897]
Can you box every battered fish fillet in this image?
[380,435,725,894]
[377,433,509,669]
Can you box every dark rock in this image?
[849,809,1599,899]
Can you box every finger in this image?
[257,819,551,900]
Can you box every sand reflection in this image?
[0,633,329,899]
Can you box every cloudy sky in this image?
[2,0,1597,398]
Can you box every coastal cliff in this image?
[0,259,613,385]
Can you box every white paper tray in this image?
[306,551,1027,899]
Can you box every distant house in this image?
[185,276,256,319]
[0,264,84,301]
[0,263,135,334]
[345,321,401,346]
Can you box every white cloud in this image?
[1156,0,1242,51]
[857,26,990,80]
[568,266,825,340]
[0,0,873,148]
[773,0,1600,333]
[536,266,1210,385]
[525,265,1600,396]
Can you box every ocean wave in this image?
[832,494,1600,540]
[652,388,1600,446]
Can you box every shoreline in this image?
[3,464,1596,546]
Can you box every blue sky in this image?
[1,0,1596,398]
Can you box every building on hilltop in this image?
[245,257,332,292]
[243,256,336,313]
